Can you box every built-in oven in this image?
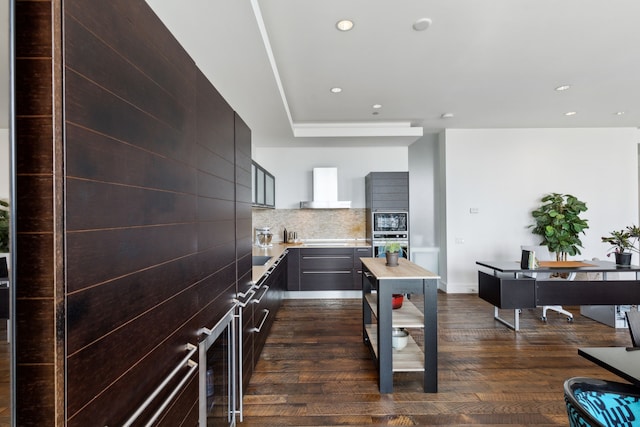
[372,211,409,240]
[372,240,409,259]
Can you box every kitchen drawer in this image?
[300,271,354,291]
[353,247,372,267]
[301,248,353,270]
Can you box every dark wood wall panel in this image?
[197,197,236,222]
[66,224,198,293]
[14,0,62,425]
[196,71,235,163]
[197,172,235,201]
[66,125,197,195]
[65,16,190,130]
[15,117,54,174]
[65,70,195,165]
[66,179,197,230]
[66,255,200,354]
[15,0,253,424]
[15,364,55,425]
[65,0,195,104]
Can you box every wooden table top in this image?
[361,257,439,280]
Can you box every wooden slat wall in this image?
[14,0,252,425]
[14,0,63,425]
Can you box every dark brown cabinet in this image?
[287,247,372,291]
[365,172,409,212]
[241,252,288,393]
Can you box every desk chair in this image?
[564,377,640,427]
[521,245,575,322]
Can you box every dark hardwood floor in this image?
[0,295,631,426]
[241,293,632,426]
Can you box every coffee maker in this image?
[254,227,273,248]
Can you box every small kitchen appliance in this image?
[255,227,273,248]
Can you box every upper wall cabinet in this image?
[252,161,275,208]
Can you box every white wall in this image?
[443,128,640,293]
[253,146,408,209]
[0,128,8,199]
[408,135,438,247]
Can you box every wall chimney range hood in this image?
[300,167,351,209]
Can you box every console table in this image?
[361,257,439,393]
[476,260,640,330]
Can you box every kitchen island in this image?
[361,257,439,393]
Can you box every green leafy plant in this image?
[0,200,8,253]
[601,225,640,256]
[385,242,401,253]
[529,193,589,261]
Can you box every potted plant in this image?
[529,193,589,261]
[385,242,402,267]
[601,225,640,266]
[0,200,8,253]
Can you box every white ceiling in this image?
[5,1,640,146]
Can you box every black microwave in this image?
[372,211,409,239]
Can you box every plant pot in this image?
[385,251,399,267]
[615,252,632,267]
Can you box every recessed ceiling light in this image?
[330,87,342,93]
[555,85,571,91]
[615,111,626,116]
[441,113,454,119]
[336,20,354,31]
[372,104,382,109]
[565,111,577,116]
[412,18,432,31]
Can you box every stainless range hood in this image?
[300,167,351,209]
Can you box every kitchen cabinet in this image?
[354,247,372,289]
[241,251,287,393]
[361,257,438,393]
[252,160,275,208]
[365,172,409,212]
[288,246,371,291]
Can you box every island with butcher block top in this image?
[361,257,440,393]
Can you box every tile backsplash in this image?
[252,208,366,242]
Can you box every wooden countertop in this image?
[361,257,439,280]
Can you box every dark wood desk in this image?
[476,260,640,330]
[579,347,640,386]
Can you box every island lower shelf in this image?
[365,293,425,328]
[364,325,424,372]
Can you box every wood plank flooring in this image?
[241,293,633,426]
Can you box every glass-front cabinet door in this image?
[252,161,275,208]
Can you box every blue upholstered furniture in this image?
[564,377,640,426]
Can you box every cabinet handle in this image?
[123,344,198,427]
[252,309,270,333]
[302,256,352,260]
[252,285,270,304]
[234,289,256,308]
[302,270,351,274]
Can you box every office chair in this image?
[521,245,575,322]
[564,377,640,427]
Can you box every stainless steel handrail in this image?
[122,343,198,427]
